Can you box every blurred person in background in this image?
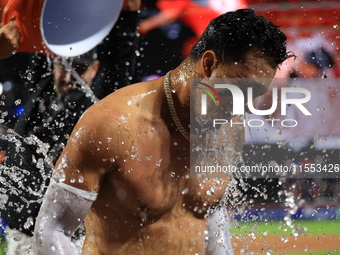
[1,50,100,255]
[137,0,247,78]
[138,0,220,59]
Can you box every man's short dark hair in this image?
[189,9,294,66]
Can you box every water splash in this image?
[0,129,52,200]
[282,187,307,236]
[0,54,100,216]
[127,90,157,106]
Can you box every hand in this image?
[0,18,20,59]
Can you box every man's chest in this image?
[104,134,227,218]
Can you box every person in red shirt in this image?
[139,0,220,58]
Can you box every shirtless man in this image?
[33,9,292,255]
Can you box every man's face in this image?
[214,50,277,99]
[223,52,276,116]
[193,50,277,120]
[53,62,95,94]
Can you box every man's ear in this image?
[201,50,219,78]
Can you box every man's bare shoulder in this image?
[64,79,164,165]
[105,80,161,104]
[97,79,162,114]
[76,79,163,130]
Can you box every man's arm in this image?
[33,179,97,255]
[33,103,117,254]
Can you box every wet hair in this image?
[189,9,294,66]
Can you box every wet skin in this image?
[53,49,277,255]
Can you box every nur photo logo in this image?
[196,79,312,128]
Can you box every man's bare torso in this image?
[64,79,230,254]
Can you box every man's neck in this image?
[169,59,201,107]
[162,59,201,136]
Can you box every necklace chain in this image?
[163,71,190,141]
